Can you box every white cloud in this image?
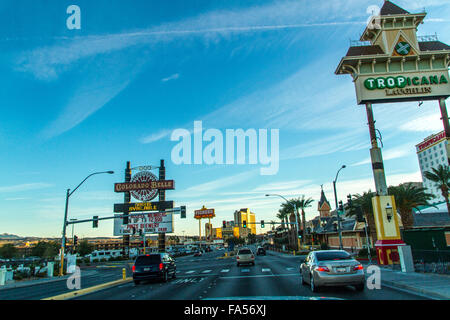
[399,113,444,133]
[15,1,369,81]
[0,183,52,193]
[351,142,415,166]
[161,73,180,82]
[182,170,257,194]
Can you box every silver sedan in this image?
[300,250,365,292]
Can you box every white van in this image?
[88,250,123,262]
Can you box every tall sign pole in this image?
[123,161,131,258]
[158,159,166,253]
[366,103,388,196]
[439,98,450,165]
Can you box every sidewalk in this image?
[362,262,450,300]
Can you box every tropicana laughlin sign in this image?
[356,71,450,104]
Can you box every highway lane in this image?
[74,247,427,300]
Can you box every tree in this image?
[424,164,450,215]
[295,196,314,240]
[0,243,17,259]
[77,239,94,257]
[31,241,59,258]
[388,184,435,229]
[281,196,314,241]
[347,190,377,245]
[276,209,288,231]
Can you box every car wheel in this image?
[355,283,365,291]
[172,270,177,279]
[310,273,320,292]
[237,262,240,267]
[301,273,307,286]
[162,271,168,282]
[134,280,140,285]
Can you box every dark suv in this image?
[132,253,176,285]
[256,247,266,256]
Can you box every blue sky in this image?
[1,0,449,238]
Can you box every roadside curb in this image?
[382,279,450,300]
[0,276,70,291]
[0,269,99,291]
[42,277,133,300]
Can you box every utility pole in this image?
[333,165,346,250]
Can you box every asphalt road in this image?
[73,246,428,300]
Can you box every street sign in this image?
[113,201,174,213]
[114,212,173,235]
[114,180,175,192]
[114,170,174,201]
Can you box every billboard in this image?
[113,212,173,235]
[113,201,174,213]
[194,207,215,219]
[355,70,450,105]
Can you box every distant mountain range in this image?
[0,233,22,240]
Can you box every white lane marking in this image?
[241,269,250,273]
[221,269,230,273]
[185,270,195,274]
[201,270,212,273]
[286,267,295,271]
[262,268,271,273]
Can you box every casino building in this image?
[416,131,448,203]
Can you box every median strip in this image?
[42,277,133,300]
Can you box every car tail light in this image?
[236,256,240,259]
[353,264,364,271]
[251,255,254,259]
[159,263,164,270]
[316,266,330,272]
[132,265,136,273]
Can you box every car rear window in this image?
[316,252,352,261]
[135,255,161,265]
[238,249,252,255]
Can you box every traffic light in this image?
[140,241,144,247]
[261,220,264,228]
[180,206,186,219]
[139,229,143,236]
[73,235,78,246]
[243,220,247,228]
[132,227,136,235]
[93,216,98,228]
[347,194,353,208]
[298,234,302,239]
[338,200,344,213]
[222,220,226,228]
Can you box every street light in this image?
[265,194,301,251]
[333,165,346,250]
[60,170,114,276]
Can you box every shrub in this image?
[358,248,376,257]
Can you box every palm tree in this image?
[424,164,450,215]
[286,196,314,240]
[347,190,377,245]
[388,184,435,228]
[276,209,287,230]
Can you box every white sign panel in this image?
[114,212,173,235]
[355,70,450,104]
